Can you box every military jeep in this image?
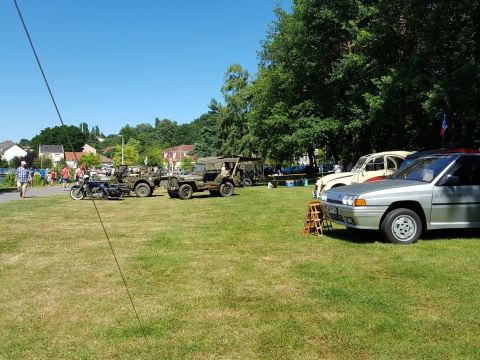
[113,165,167,197]
[166,156,244,199]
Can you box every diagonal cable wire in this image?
[13,0,148,343]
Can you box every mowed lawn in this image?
[0,186,479,359]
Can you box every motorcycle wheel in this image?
[70,188,85,200]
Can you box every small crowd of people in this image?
[14,162,88,198]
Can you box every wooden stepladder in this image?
[303,200,333,236]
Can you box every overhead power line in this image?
[12,0,149,344]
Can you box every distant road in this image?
[0,185,68,202]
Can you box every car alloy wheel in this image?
[381,208,422,244]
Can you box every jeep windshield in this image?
[391,155,455,183]
[192,164,205,175]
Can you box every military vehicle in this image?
[113,165,167,197]
[166,156,246,199]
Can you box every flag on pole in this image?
[440,113,448,136]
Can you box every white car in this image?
[314,151,411,198]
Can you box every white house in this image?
[39,145,65,164]
[0,140,27,161]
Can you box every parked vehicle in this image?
[113,165,167,197]
[318,162,335,175]
[320,153,480,244]
[314,151,411,198]
[166,156,244,199]
[70,174,123,200]
[365,148,480,182]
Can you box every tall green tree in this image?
[218,64,258,156]
[112,138,141,166]
[31,125,88,152]
[193,99,222,157]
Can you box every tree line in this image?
[13,0,480,168]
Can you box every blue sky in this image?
[1,0,291,143]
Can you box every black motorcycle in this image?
[70,175,123,200]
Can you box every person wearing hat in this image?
[16,160,31,198]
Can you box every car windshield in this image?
[351,156,367,172]
[391,156,455,183]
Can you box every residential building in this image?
[64,144,113,168]
[0,140,27,162]
[163,144,195,172]
[39,145,65,164]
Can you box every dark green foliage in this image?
[248,0,480,163]
[30,125,88,152]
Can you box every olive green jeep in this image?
[113,165,167,197]
[166,156,245,199]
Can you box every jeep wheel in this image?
[168,190,178,198]
[178,184,193,200]
[219,182,234,197]
[381,208,422,244]
[135,183,152,197]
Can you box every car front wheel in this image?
[381,208,422,244]
[178,184,193,200]
[135,183,152,197]
[219,182,234,197]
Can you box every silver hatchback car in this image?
[320,153,480,244]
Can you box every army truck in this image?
[166,156,245,199]
[113,165,167,197]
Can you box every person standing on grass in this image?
[75,165,85,185]
[61,165,70,190]
[39,168,46,186]
[16,161,31,198]
[50,168,57,185]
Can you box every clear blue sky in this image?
[1,0,291,143]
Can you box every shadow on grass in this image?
[165,193,239,201]
[421,228,480,241]
[326,228,382,244]
[326,227,480,244]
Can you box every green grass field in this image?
[1,186,479,359]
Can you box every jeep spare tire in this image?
[178,184,193,200]
[135,183,152,197]
[219,182,234,197]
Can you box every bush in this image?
[2,173,16,187]
[32,174,42,186]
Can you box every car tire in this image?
[381,208,422,244]
[70,188,84,200]
[135,183,152,197]
[178,184,193,200]
[219,182,234,197]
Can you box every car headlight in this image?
[341,195,366,207]
[342,195,354,206]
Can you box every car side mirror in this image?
[438,175,460,186]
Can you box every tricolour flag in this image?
[440,113,448,137]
